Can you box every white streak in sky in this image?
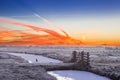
[34,13,69,37]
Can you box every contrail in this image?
[34,13,69,38]
[0,17,67,39]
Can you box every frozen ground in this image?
[8,52,110,80]
[48,70,110,80]
[8,53,62,63]
[0,52,56,80]
[0,46,120,79]
[0,46,119,66]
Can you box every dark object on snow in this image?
[36,59,38,62]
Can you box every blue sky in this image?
[0,0,120,44]
[0,0,120,16]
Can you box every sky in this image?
[0,0,120,45]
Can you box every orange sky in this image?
[0,17,120,46]
[0,17,82,46]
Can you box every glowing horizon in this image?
[0,17,119,46]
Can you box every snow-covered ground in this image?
[8,53,62,63]
[48,70,110,80]
[0,46,119,58]
[8,52,110,80]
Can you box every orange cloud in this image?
[0,17,82,45]
[0,18,69,39]
[0,17,119,46]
